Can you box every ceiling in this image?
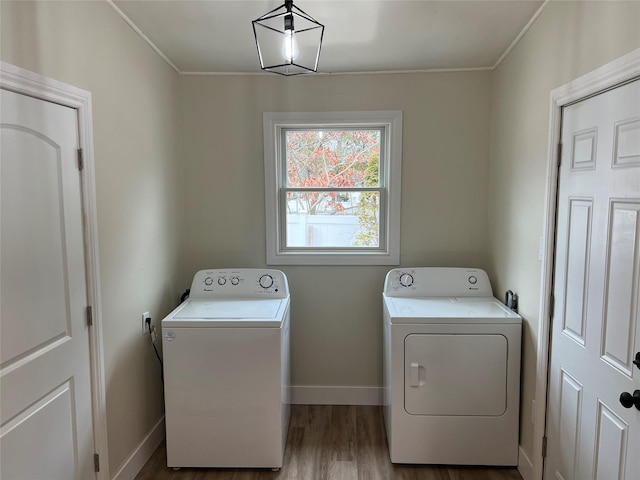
[109,0,546,75]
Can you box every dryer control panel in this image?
[189,269,289,299]
[384,267,493,297]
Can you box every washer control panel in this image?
[189,269,289,299]
[384,267,493,297]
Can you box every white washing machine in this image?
[382,267,522,465]
[162,268,290,469]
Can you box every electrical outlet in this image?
[142,311,150,335]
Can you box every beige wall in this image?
[180,72,493,387]
[1,1,182,475]
[4,0,637,475]
[488,0,640,461]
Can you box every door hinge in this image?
[542,436,548,458]
[94,453,100,472]
[77,148,84,170]
[86,306,93,326]
[557,143,562,167]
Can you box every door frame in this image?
[1,61,109,480]
[533,48,640,480]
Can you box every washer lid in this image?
[162,298,288,327]
[384,296,521,324]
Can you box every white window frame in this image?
[263,110,402,265]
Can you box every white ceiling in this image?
[110,0,546,75]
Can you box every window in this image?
[263,111,402,265]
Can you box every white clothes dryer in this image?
[382,267,522,465]
[162,268,290,469]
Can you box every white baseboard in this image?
[111,416,165,480]
[290,386,383,405]
[518,445,533,480]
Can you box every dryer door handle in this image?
[409,363,426,387]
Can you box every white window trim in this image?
[263,110,402,265]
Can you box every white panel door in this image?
[546,79,640,480]
[0,89,95,479]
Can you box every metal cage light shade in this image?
[252,0,324,76]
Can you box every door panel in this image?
[404,334,507,416]
[593,401,628,480]
[1,123,72,366]
[558,369,582,480]
[1,382,76,480]
[546,79,640,480]
[613,119,640,167]
[602,201,640,375]
[562,198,592,345]
[1,89,95,480]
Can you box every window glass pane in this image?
[285,190,380,247]
[285,130,381,188]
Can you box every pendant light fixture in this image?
[252,0,324,76]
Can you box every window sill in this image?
[266,251,400,266]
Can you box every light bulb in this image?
[282,30,299,62]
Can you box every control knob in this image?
[204,277,213,286]
[259,274,274,289]
[217,277,226,286]
[231,276,240,286]
[399,273,414,288]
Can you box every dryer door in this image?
[404,334,507,416]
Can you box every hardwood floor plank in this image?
[447,466,522,480]
[330,405,356,462]
[293,405,331,480]
[355,405,395,480]
[280,425,305,480]
[290,404,310,428]
[327,460,358,480]
[134,406,522,480]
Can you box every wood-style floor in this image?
[135,405,523,480]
